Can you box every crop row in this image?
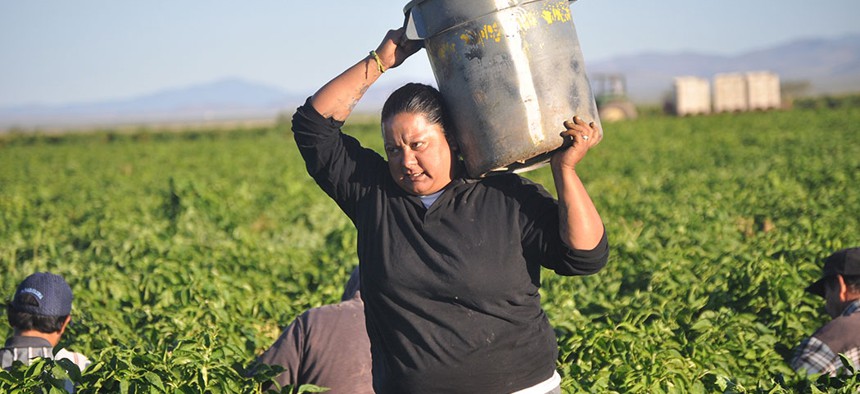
[1,106,859,392]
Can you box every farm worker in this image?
[291,26,608,394]
[1,272,91,391]
[790,247,860,375]
[254,268,372,393]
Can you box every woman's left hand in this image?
[551,116,602,172]
[549,116,605,250]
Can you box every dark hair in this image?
[844,275,860,294]
[6,293,68,333]
[826,274,860,295]
[381,83,452,134]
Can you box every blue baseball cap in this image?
[12,272,73,316]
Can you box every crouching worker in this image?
[791,247,860,376]
[2,272,91,381]
[254,268,372,393]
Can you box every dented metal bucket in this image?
[404,0,601,177]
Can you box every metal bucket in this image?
[404,0,601,178]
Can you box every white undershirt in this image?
[419,190,444,208]
[511,371,561,394]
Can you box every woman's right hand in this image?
[375,27,423,70]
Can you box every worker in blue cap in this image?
[2,272,91,385]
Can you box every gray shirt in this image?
[256,290,372,394]
[2,335,91,392]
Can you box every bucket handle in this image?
[402,0,426,41]
[404,0,579,41]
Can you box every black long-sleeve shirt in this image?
[292,100,609,393]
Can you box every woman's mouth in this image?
[406,171,426,181]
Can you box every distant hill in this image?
[2,33,858,130]
[0,76,439,130]
[588,33,860,103]
[0,78,308,129]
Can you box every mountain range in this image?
[2,33,858,130]
[589,33,860,103]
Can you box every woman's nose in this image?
[401,149,417,167]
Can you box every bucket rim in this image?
[402,0,427,16]
[404,0,559,16]
[403,0,562,40]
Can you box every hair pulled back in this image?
[381,83,452,134]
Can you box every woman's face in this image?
[382,112,456,196]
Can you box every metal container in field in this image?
[404,0,600,177]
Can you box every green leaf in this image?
[837,353,857,375]
[144,371,166,392]
[48,387,67,394]
[296,384,331,393]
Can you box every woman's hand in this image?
[550,116,604,250]
[310,27,422,120]
[551,116,602,172]
[374,27,423,70]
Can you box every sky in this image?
[1,0,858,108]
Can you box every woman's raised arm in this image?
[311,28,422,121]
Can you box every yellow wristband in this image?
[370,50,386,74]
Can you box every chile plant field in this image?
[1,105,859,393]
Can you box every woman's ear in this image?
[445,133,459,152]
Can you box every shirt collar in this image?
[842,299,860,317]
[419,190,444,208]
[4,335,53,349]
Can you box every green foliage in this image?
[0,358,78,393]
[1,108,859,392]
[793,93,860,110]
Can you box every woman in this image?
[292,27,608,393]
